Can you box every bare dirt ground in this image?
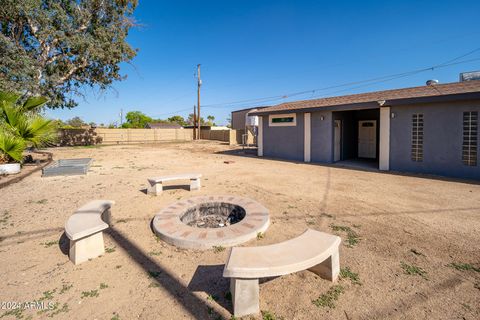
[1,141,479,320]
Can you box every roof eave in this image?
[250,91,480,115]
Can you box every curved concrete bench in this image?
[147,173,201,196]
[65,200,114,265]
[223,229,341,317]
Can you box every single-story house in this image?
[145,122,183,129]
[250,79,480,180]
[231,106,267,130]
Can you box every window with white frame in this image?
[463,111,478,166]
[269,114,296,127]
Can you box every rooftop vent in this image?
[426,79,439,86]
[459,71,480,82]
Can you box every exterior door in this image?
[358,120,376,158]
[334,120,341,161]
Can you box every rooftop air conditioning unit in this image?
[459,71,480,82]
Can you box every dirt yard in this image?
[1,141,479,320]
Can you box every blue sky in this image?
[46,0,480,126]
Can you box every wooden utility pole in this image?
[193,105,197,140]
[196,64,201,140]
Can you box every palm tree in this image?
[0,91,57,163]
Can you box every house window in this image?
[463,111,478,166]
[269,114,297,127]
[411,113,423,162]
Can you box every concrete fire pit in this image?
[152,195,270,249]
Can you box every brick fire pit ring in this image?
[152,195,270,250]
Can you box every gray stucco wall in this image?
[390,101,480,180]
[262,113,304,161]
[311,111,334,163]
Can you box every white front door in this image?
[358,120,377,158]
[334,120,341,161]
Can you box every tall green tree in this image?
[0,0,138,109]
[206,115,215,126]
[66,116,87,128]
[187,113,205,126]
[122,111,152,128]
[167,115,186,126]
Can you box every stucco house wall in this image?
[311,111,334,163]
[262,113,305,161]
[390,100,480,179]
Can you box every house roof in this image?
[231,106,268,114]
[146,122,183,129]
[250,80,480,115]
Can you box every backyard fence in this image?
[57,128,253,146]
[200,130,231,142]
[58,128,193,146]
[199,129,254,145]
[95,128,193,144]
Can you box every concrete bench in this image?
[65,200,114,265]
[223,229,341,317]
[147,173,202,196]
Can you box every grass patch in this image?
[47,303,69,317]
[206,294,218,302]
[0,211,11,226]
[401,262,428,279]
[39,289,56,301]
[330,224,360,247]
[149,250,162,256]
[111,314,121,320]
[213,245,225,253]
[36,199,48,204]
[340,267,362,285]
[312,285,345,308]
[148,282,160,288]
[105,246,116,253]
[448,262,480,273]
[148,270,162,278]
[59,284,73,294]
[461,303,472,311]
[257,232,264,240]
[1,308,25,319]
[261,310,282,320]
[81,289,99,298]
[41,240,58,248]
[100,283,109,289]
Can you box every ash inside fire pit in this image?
[180,202,246,228]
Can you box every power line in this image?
[203,55,480,108]
[152,52,480,117]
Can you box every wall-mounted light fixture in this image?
[391,112,396,119]
[320,116,325,121]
